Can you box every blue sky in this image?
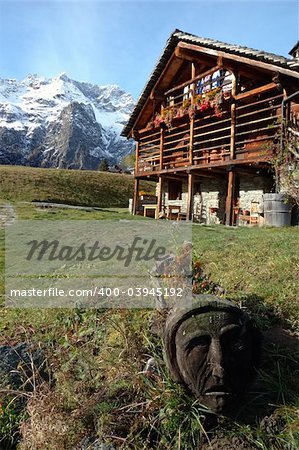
[0,1,298,99]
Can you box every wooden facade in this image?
[122,31,299,225]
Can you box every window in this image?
[168,180,182,200]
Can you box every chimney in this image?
[289,41,299,59]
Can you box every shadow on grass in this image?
[229,294,299,426]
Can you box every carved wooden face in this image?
[174,310,256,413]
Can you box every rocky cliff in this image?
[0,73,134,169]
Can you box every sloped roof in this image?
[122,29,299,137]
[289,40,299,57]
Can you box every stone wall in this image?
[156,174,274,225]
[164,180,188,208]
[193,178,226,224]
[157,177,226,224]
[239,175,272,212]
[155,179,188,216]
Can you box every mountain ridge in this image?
[0,73,135,169]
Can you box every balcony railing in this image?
[136,71,282,174]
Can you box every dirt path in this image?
[30,201,104,211]
[0,203,16,226]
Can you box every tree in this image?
[273,121,299,203]
[98,159,109,172]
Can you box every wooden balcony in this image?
[135,73,283,176]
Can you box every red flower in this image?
[198,101,210,112]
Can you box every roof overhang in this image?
[122,29,299,138]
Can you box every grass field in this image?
[0,165,154,207]
[0,196,298,449]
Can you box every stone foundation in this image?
[239,176,272,212]
[156,174,274,225]
[157,177,226,224]
[193,178,227,224]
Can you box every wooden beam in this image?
[165,64,221,96]
[186,173,193,221]
[234,82,278,101]
[217,56,223,67]
[229,65,270,82]
[189,63,196,166]
[159,104,165,171]
[132,129,140,140]
[155,52,186,92]
[189,118,194,165]
[133,178,139,215]
[129,52,185,132]
[157,176,163,216]
[163,174,186,181]
[150,89,164,101]
[134,141,139,175]
[230,72,237,159]
[192,170,222,179]
[159,127,164,171]
[235,166,271,176]
[175,46,198,62]
[135,156,272,177]
[191,62,196,84]
[135,175,159,182]
[174,46,217,67]
[225,170,235,226]
[177,42,299,80]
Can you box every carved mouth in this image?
[204,386,231,396]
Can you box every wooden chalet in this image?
[122,30,299,225]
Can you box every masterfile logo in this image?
[5,220,192,309]
[26,237,167,267]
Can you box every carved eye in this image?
[186,335,211,353]
[222,328,244,352]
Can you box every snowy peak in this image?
[0,74,135,169]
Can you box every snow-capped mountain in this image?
[0,73,135,169]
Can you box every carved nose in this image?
[209,339,225,379]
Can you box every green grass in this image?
[4,308,297,450]
[192,225,299,329]
[0,165,154,207]
[0,199,298,449]
[12,204,147,221]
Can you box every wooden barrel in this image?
[263,193,292,227]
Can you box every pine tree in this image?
[98,159,109,171]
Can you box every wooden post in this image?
[157,175,163,217]
[159,128,164,171]
[230,72,237,160]
[134,140,139,175]
[165,63,220,96]
[160,103,165,171]
[191,62,196,87]
[133,178,139,215]
[189,62,196,165]
[225,170,235,226]
[186,173,193,221]
[189,117,194,165]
